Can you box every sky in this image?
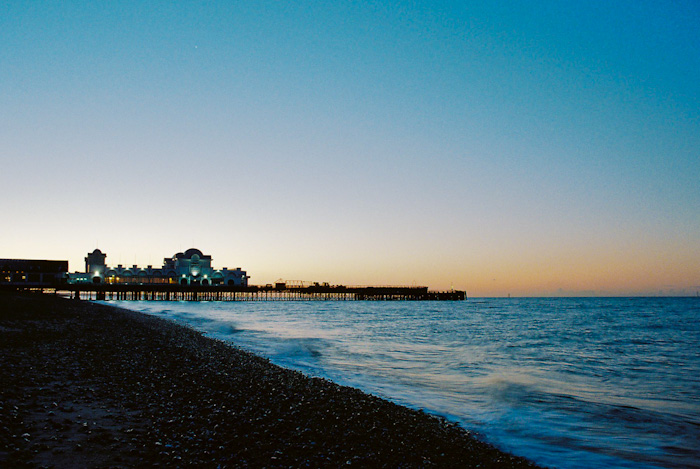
[2,1,699,297]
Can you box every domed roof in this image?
[91,249,103,254]
[184,248,204,258]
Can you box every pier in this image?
[4,283,466,301]
[2,250,466,301]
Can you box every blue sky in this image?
[2,1,699,296]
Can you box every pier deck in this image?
[4,284,466,301]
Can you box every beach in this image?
[0,292,539,468]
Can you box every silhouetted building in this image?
[69,248,249,286]
[0,258,68,286]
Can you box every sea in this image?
[102,297,700,469]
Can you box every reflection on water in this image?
[107,298,700,469]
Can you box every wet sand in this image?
[0,292,541,468]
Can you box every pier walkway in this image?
[4,284,466,301]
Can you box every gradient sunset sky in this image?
[2,1,699,296]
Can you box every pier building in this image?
[69,248,249,287]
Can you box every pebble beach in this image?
[1,292,540,468]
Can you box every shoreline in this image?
[1,292,541,467]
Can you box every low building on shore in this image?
[0,259,69,286]
[69,248,249,287]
